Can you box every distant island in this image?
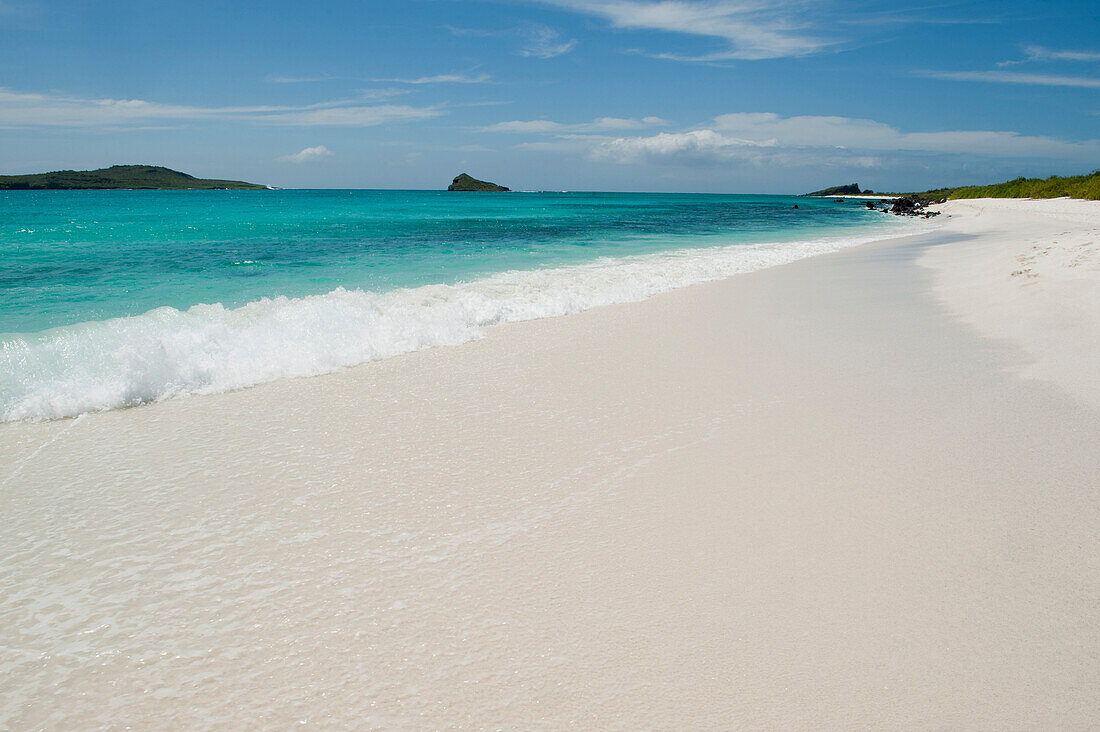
[0,165,266,190]
[448,173,510,192]
[804,183,878,197]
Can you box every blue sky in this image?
[0,0,1097,191]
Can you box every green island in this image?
[447,173,510,192]
[0,165,266,190]
[922,171,1099,201]
[804,183,873,197]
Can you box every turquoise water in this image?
[2,190,885,334]
[0,190,913,420]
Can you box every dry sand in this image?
[1,199,1097,729]
[922,198,1099,410]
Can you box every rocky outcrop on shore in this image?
[865,195,945,218]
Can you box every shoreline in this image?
[806,193,900,199]
[1,199,1097,727]
[3,215,924,423]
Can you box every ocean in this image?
[0,190,920,421]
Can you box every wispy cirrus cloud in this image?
[264,74,333,84]
[924,70,1100,89]
[531,0,828,60]
[379,73,491,84]
[998,44,1100,68]
[838,6,1001,27]
[482,116,667,133]
[0,87,444,128]
[519,24,578,58]
[445,23,578,59]
[263,105,441,126]
[278,145,334,163]
[266,70,494,86]
[1023,45,1100,63]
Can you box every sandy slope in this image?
[922,197,1100,410]
[1,200,1097,729]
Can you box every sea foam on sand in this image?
[1,226,921,422]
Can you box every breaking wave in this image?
[1,228,919,421]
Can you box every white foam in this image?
[1,224,927,421]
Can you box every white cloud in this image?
[713,112,1100,158]
[520,24,578,58]
[515,135,606,153]
[278,145,334,163]
[382,73,491,84]
[591,115,668,129]
[589,112,1100,165]
[352,88,412,101]
[0,87,444,128]
[840,10,999,26]
[446,23,578,59]
[712,112,892,147]
[533,0,828,60]
[926,70,1100,89]
[497,112,1099,168]
[443,25,495,38]
[482,116,668,133]
[592,129,775,162]
[260,105,440,126]
[485,120,566,133]
[1024,45,1100,63]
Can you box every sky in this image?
[0,0,1097,192]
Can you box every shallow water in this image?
[0,190,917,419]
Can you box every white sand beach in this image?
[1,199,1097,728]
[923,198,1100,410]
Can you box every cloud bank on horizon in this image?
[0,0,1096,191]
[279,145,334,164]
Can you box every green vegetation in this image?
[923,171,1099,201]
[804,183,871,197]
[447,173,510,192]
[0,165,266,190]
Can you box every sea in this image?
[0,189,922,421]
